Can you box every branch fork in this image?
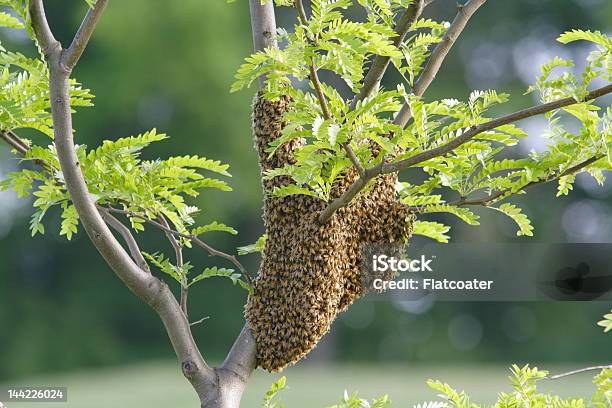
[27,1,258,406]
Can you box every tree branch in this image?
[349,0,425,110]
[249,0,277,53]
[28,0,61,57]
[319,83,612,223]
[28,4,219,403]
[319,0,488,222]
[220,325,258,391]
[249,0,278,86]
[318,166,378,223]
[394,0,488,127]
[0,130,29,156]
[384,84,612,173]
[62,0,109,70]
[0,130,55,173]
[99,208,151,273]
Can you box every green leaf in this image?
[597,310,612,333]
[191,222,237,236]
[418,204,480,225]
[556,174,575,197]
[401,194,444,207]
[59,204,79,241]
[426,380,469,407]
[557,29,612,49]
[143,252,184,285]
[263,376,287,408]
[29,209,45,236]
[238,234,267,255]
[491,203,534,237]
[0,11,24,29]
[163,156,231,177]
[189,267,250,293]
[412,221,451,243]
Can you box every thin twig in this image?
[0,130,29,155]
[101,206,252,284]
[190,316,210,327]
[309,64,333,119]
[548,365,612,380]
[0,129,57,179]
[420,155,603,210]
[158,215,188,317]
[344,144,366,176]
[295,1,331,117]
[318,83,612,223]
[296,0,365,175]
[349,0,425,110]
[394,0,488,127]
[99,208,151,273]
[449,155,603,207]
[295,0,309,26]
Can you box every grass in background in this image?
[0,362,598,407]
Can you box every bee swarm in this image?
[245,93,414,372]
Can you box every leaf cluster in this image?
[261,365,612,408]
[232,0,611,240]
[0,7,246,293]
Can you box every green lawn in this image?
[1,362,598,407]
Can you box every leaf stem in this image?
[159,215,188,317]
[548,365,612,380]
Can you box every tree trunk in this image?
[199,368,248,408]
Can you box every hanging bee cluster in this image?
[245,93,414,372]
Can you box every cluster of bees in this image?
[245,93,414,372]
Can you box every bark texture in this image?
[245,93,414,371]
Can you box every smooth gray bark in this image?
[29,1,262,407]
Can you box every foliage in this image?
[263,365,612,408]
[0,1,246,294]
[0,46,93,137]
[598,310,612,333]
[143,251,194,285]
[141,252,251,292]
[424,365,612,408]
[328,391,391,408]
[238,233,267,255]
[1,130,233,241]
[232,0,611,240]
[262,376,287,408]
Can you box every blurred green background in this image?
[0,0,611,406]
